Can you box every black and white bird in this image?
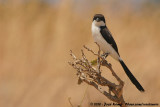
[91,14,144,92]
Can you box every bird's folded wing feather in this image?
[100,26,119,55]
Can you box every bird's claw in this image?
[101,53,109,59]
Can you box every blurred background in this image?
[0,0,160,107]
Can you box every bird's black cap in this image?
[93,14,105,23]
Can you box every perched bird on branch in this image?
[91,14,145,92]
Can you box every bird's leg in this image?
[101,52,109,59]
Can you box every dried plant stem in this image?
[68,43,126,107]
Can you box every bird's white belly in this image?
[92,26,119,61]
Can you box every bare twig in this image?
[68,43,126,107]
[68,97,74,107]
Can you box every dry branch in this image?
[68,43,126,107]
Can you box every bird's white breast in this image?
[91,23,119,61]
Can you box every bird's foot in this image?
[101,52,109,59]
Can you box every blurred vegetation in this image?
[0,0,159,107]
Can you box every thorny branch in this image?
[68,43,126,107]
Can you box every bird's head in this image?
[92,14,106,27]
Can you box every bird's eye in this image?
[96,18,100,22]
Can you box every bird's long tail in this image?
[119,59,145,92]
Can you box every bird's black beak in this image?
[96,18,100,22]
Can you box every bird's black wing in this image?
[100,26,119,55]
[100,27,119,55]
